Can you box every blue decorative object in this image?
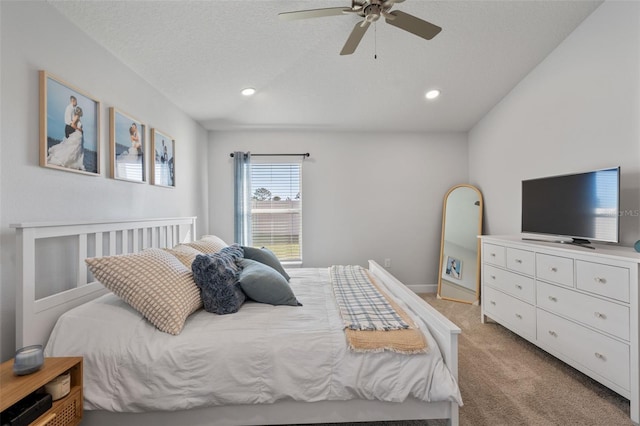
[192,252,246,315]
[238,259,302,306]
[220,244,244,259]
[13,345,44,375]
[242,246,291,281]
[634,240,640,253]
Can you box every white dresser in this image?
[480,235,640,424]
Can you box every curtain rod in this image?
[229,152,310,158]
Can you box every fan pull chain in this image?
[374,22,377,59]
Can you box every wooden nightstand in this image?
[1,357,83,426]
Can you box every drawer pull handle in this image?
[594,312,607,319]
[490,275,496,280]
[594,277,607,284]
[515,284,522,290]
[548,330,557,337]
[550,267,558,272]
[515,259,523,264]
[594,352,607,361]
[490,300,496,305]
[548,296,557,302]
[515,313,522,319]
[490,253,496,257]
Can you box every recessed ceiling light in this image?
[241,87,256,96]
[425,89,440,100]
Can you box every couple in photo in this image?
[117,122,142,163]
[47,95,85,170]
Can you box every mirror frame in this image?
[437,184,483,305]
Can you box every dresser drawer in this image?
[484,264,535,303]
[536,253,574,287]
[484,286,535,339]
[537,309,629,391]
[537,281,629,341]
[483,243,506,267]
[506,247,534,276]
[576,260,630,303]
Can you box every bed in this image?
[12,217,462,426]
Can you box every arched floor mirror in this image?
[437,184,483,305]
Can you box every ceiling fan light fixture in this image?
[241,87,256,97]
[425,89,440,100]
[279,0,442,56]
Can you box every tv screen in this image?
[521,167,620,244]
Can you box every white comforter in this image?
[45,268,462,412]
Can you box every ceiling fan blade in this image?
[279,7,350,21]
[340,21,371,55]
[385,10,442,40]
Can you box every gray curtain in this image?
[233,151,251,245]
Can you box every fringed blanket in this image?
[330,265,428,354]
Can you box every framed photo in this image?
[110,108,146,183]
[151,128,175,188]
[445,256,462,280]
[39,70,100,175]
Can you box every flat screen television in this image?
[521,167,620,245]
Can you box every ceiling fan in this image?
[278,0,442,55]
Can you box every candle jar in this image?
[13,345,44,375]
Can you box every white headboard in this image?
[11,217,197,349]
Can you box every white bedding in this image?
[45,267,462,413]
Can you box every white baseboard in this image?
[407,284,438,294]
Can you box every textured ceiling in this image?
[49,0,602,133]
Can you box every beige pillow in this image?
[163,244,202,268]
[201,234,228,247]
[86,248,202,335]
[184,235,228,254]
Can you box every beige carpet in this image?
[422,293,631,426]
[306,293,632,426]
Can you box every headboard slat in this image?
[132,228,140,253]
[95,232,104,258]
[109,231,117,255]
[77,233,88,288]
[122,229,129,255]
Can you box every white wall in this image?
[0,2,210,362]
[208,130,469,287]
[469,1,640,246]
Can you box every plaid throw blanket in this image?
[330,265,409,331]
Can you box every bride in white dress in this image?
[117,123,142,163]
[47,106,85,171]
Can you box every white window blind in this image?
[250,162,302,262]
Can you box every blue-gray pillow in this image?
[241,246,290,281]
[238,259,301,306]
[192,252,245,315]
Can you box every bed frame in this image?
[12,217,461,426]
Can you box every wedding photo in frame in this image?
[445,256,462,280]
[110,108,146,183]
[39,70,100,175]
[151,128,175,187]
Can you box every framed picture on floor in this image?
[445,256,462,280]
[109,108,146,183]
[151,128,175,188]
[39,70,100,175]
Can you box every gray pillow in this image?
[241,246,290,281]
[238,259,301,306]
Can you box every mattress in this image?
[44,267,462,412]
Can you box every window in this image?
[249,162,302,262]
